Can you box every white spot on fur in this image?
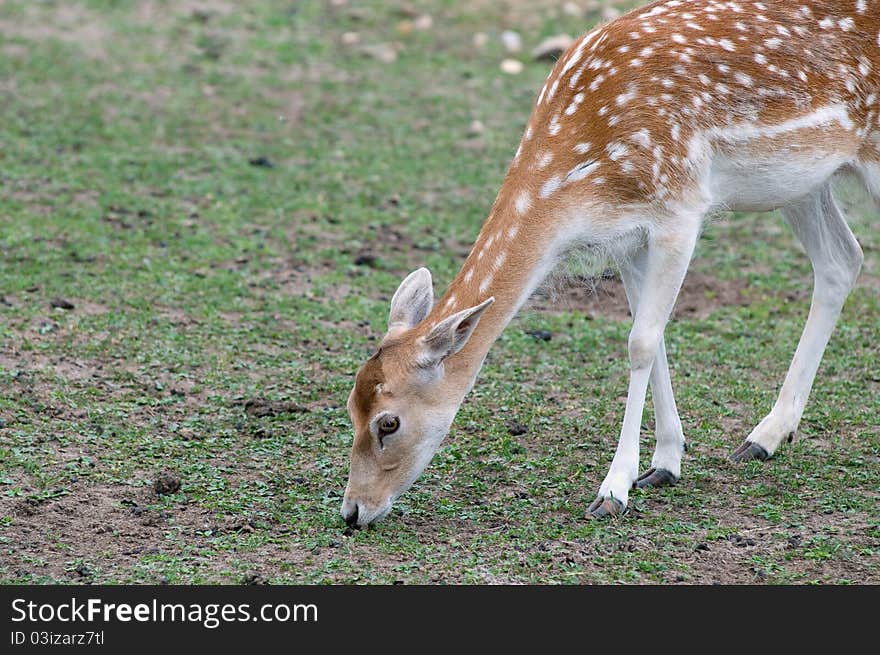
[565,92,586,115]
[718,38,736,51]
[734,71,753,87]
[564,160,600,184]
[671,33,687,44]
[616,84,639,106]
[537,152,553,169]
[515,190,531,215]
[574,142,592,154]
[606,141,630,161]
[479,275,493,295]
[631,128,652,148]
[539,175,562,199]
[464,269,473,284]
[546,79,560,104]
[838,17,855,31]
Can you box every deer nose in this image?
[342,502,359,526]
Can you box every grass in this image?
[0,0,877,584]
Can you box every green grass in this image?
[0,0,877,584]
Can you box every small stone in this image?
[500,58,524,75]
[532,34,574,61]
[354,253,379,267]
[562,2,583,17]
[248,156,274,168]
[501,30,522,54]
[396,20,413,36]
[507,421,528,436]
[467,119,485,137]
[50,298,75,310]
[413,14,433,30]
[694,542,709,552]
[341,32,360,45]
[526,329,553,341]
[362,43,397,64]
[472,32,488,49]
[154,471,181,496]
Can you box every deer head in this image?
[341,268,494,527]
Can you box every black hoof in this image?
[730,440,770,463]
[633,467,678,489]
[586,496,626,520]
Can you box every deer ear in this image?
[422,297,495,363]
[388,268,434,330]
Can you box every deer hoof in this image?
[730,440,770,463]
[633,467,678,489]
[586,496,626,520]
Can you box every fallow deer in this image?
[342,0,877,526]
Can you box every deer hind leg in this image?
[588,218,700,518]
[619,246,686,487]
[731,183,863,462]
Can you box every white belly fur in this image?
[707,148,854,212]
[699,104,861,213]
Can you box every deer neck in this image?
[423,196,565,393]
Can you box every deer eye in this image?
[378,415,400,436]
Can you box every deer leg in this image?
[619,247,686,488]
[731,184,863,462]
[588,222,699,518]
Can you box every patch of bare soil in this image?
[0,482,283,584]
[530,270,753,320]
[0,5,112,60]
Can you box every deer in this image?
[341,0,878,527]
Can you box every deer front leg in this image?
[619,247,686,488]
[588,223,699,519]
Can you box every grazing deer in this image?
[342,0,877,526]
